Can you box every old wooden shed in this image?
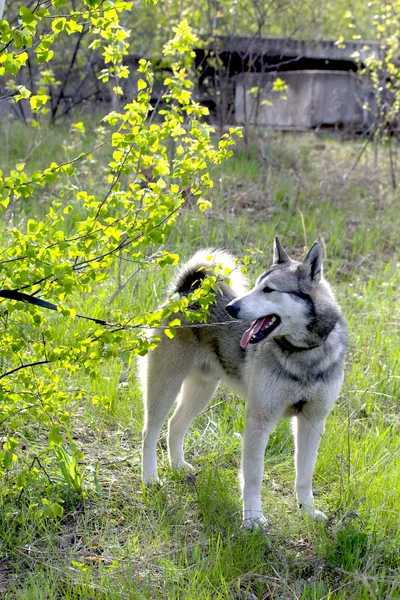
[195,36,379,130]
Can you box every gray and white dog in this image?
[141,237,347,527]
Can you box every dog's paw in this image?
[301,505,327,521]
[142,473,160,487]
[242,514,268,530]
[170,459,194,473]
[312,509,328,521]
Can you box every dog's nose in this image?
[226,303,240,319]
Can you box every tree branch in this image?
[0,360,51,380]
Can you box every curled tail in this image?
[170,249,247,297]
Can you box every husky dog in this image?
[141,237,347,527]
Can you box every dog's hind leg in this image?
[168,370,219,471]
[141,345,192,485]
[294,411,327,520]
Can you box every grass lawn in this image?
[0,120,399,599]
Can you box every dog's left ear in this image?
[273,236,290,264]
[298,242,323,292]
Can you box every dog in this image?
[141,237,347,527]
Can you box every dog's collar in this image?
[274,337,324,353]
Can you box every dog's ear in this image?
[273,236,290,264]
[298,242,323,292]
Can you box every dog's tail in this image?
[169,249,247,297]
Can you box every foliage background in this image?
[0,0,399,598]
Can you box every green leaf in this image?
[197,199,212,212]
[20,6,36,25]
[164,327,176,339]
[52,18,67,32]
[42,499,64,518]
[30,94,50,111]
[48,426,64,446]
[272,77,288,93]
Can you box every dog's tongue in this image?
[240,316,271,349]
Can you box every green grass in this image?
[0,121,399,599]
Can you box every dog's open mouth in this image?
[240,315,281,349]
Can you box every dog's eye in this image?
[263,286,274,293]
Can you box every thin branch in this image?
[0,401,41,427]
[51,28,87,121]
[108,266,141,305]
[2,137,112,194]
[0,360,51,380]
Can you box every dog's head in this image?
[226,237,323,348]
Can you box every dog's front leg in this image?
[241,410,278,528]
